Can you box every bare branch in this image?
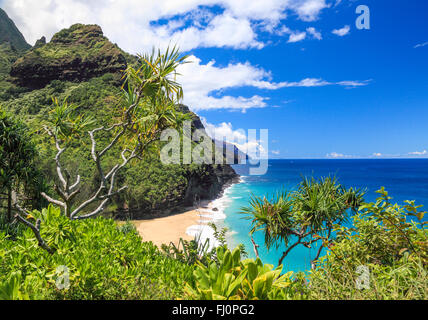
[41,192,66,208]
[73,198,110,220]
[250,236,260,259]
[70,175,81,191]
[14,205,55,254]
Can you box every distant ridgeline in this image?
[0,8,31,51]
[0,9,240,218]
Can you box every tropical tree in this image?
[241,176,365,268]
[0,109,40,222]
[14,47,190,252]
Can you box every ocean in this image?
[211,159,428,273]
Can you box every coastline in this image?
[132,176,241,249]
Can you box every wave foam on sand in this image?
[185,184,236,251]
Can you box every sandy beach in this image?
[130,182,236,248]
[132,206,211,247]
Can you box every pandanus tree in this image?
[14,47,190,252]
[241,176,365,269]
[0,109,43,222]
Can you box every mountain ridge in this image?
[0,21,239,217]
[0,8,31,51]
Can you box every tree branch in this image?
[14,204,54,254]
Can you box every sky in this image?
[1,0,427,159]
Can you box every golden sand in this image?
[132,207,212,247]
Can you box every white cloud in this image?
[177,55,272,111]
[336,80,372,87]
[372,153,382,157]
[408,150,428,156]
[326,152,354,159]
[334,0,342,7]
[201,119,268,158]
[291,0,330,22]
[332,25,350,36]
[1,1,370,113]
[2,0,331,51]
[414,41,428,49]
[306,27,322,40]
[288,31,307,43]
[177,56,371,111]
[272,150,281,155]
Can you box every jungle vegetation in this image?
[0,18,426,300]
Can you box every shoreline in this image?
[132,177,242,249]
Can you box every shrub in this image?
[0,205,195,300]
[307,188,428,300]
[184,246,304,300]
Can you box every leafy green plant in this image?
[241,176,365,267]
[307,188,428,300]
[0,205,195,300]
[184,246,298,300]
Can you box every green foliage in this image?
[0,205,195,300]
[161,237,213,266]
[0,212,26,239]
[0,271,30,300]
[184,246,301,300]
[307,189,428,300]
[241,176,365,266]
[0,37,217,218]
[0,108,46,221]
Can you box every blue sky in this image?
[2,0,428,159]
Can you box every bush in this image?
[0,205,195,300]
[307,188,428,300]
[184,246,305,300]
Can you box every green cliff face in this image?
[0,21,238,217]
[0,8,31,51]
[10,24,128,88]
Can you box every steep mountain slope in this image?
[0,8,31,51]
[10,24,129,88]
[0,22,238,217]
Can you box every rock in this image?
[10,24,127,88]
[212,207,219,212]
[33,36,46,49]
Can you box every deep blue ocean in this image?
[220,159,428,273]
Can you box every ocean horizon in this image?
[209,159,428,273]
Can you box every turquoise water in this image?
[221,159,428,273]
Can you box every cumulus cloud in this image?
[1,1,370,113]
[177,56,371,111]
[201,119,268,158]
[2,0,330,51]
[288,31,307,43]
[290,0,330,22]
[414,41,428,49]
[332,25,350,36]
[177,55,271,111]
[306,27,322,40]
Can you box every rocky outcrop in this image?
[0,8,31,51]
[182,164,239,206]
[10,24,127,88]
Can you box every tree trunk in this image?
[278,239,301,266]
